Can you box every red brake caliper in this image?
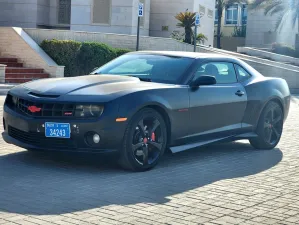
[151,132,156,141]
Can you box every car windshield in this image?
[91,53,195,84]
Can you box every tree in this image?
[175,11,196,44]
[215,0,248,49]
[249,0,299,33]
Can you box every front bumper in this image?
[2,105,126,154]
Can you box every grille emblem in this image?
[28,106,42,113]
[64,112,73,116]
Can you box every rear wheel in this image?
[250,101,283,150]
[118,108,167,172]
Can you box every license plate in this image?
[45,122,71,138]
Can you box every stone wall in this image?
[24,28,198,52]
[0,0,38,28]
[213,37,245,52]
[71,0,150,36]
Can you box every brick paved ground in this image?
[0,96,299,225]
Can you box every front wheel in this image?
[250,101,284,150]
[118,108,167,172]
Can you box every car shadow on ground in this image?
[0,141,282,215]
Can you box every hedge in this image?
[40,39,131,77]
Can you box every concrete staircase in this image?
[0,57,49,83]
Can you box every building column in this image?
[0,64,6,83]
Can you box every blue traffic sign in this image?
[195,13,200,26]
[138,3,144,17]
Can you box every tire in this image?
[118,108,168,172]
[250,101,284,150]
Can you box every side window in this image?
[235,64,251,82]
[193,62,237,84]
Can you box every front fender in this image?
[115,88,190,142]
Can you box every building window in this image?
[139,0,145,27]
[208,9,213,18]
[225,4,238,25]
[92,0,111,24]
[199,5,206,15]
[214,8,218,25]
[241,4,247,25]
[58,0,71,25]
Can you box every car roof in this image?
[129,50,240,61]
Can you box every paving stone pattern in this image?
[0,96,299,225]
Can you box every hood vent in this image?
[28,92,60,98]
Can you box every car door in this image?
[187,61,248,142]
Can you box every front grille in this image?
[6,94,76,118]
[17,98,75,117]
[8,126,76,149]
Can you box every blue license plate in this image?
[45,122,71,138]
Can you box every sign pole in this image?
[194,13,200,52]
[194,25,197,52]
[136,17,140,51]
[136,2,144,51]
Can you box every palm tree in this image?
[216,0,248,49]
[175,11,196,44]
[249,0,299,33]
[197,33,208,44]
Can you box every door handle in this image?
[235,90,245,96]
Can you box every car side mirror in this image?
[191,75,216,87]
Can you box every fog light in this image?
[85,132,101,147]
[93,134,100,144]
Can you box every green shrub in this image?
[77,42,117,75]
[40,39,131,77]
[271,42,299,58]
[115,48,131,57]
[232,25,246,37]
[40,39,81,76]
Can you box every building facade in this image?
[0,0,215,45]
[245,8,298,48]
[150,0,215,46]
[214,3,247,37]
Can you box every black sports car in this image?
[2,51,291,171]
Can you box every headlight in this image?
[75,105,104,118]
[12,96,18,105]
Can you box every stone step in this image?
[6,67,44,73]
[5,73,49,79]
[5,77,48,84]
[0,57,18,63]
[0,62,23,67]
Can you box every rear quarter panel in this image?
[242,76,291,130]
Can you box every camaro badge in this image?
[28,106,42,113]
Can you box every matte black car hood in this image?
[12,75,174,101]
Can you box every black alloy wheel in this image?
[250,101,284,150]
[118,108,167,171]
